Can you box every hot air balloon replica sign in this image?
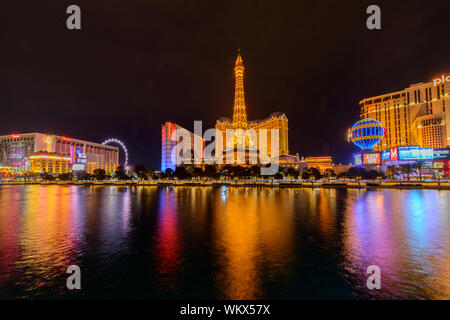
[348,118,385,166]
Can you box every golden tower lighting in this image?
[215,50,294,167]
[232,49,248,129]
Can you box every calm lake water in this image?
[0,185,449,299]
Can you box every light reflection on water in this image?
[0,185,448,299]
[341,189,450,299]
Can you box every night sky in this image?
[2,0,450,169]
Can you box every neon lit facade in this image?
[359,75,450,150]
[304,156,334,172]
[216,51,291,162]
[161,122,203,172]
[29,152,71,174]
[0,133,119,174]
[161,122,178,172]
[232,51,248,129]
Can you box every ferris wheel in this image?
[102,138,129,167]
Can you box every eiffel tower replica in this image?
[216,50,292,167]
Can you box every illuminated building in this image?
[161,122,204,172]
[433,148,450,178]
[359,74,450,150]
[161,52,299,172]
[352,150,382,170]
[348,118,385,170]
[0,133,119,174]
[333,164,354,175]
[304,156,334,172]
[161,122,180,172]
[215,51,293,166]
[377,145,445,178]
[278,153,301,169]
[29,152,71,174]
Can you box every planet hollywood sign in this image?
[433,74,450,86]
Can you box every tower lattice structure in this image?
[215,51,290,163]
[232,51,248,129]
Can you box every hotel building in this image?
[161,52,300,172]
[215,52,296,168]
[359,74,450,151]
[161,122,205,172]
[29,152,71,174]
[0,133,119,174]
[304,156,334,172]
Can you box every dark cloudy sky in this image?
[2,0,450,168]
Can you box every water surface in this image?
[0,185,449,299]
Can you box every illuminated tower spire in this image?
[232,49,248,129]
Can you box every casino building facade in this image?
[215,51,298,168]
[359,74,450,151]
[161,52,301,173]
[161,122,205,172]
[0,133,119,175]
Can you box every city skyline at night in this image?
[2,0,450,309]
[3,1,450,169]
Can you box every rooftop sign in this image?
[433,75,450,86]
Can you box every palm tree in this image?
[93,169,107,180]
[204,165,218,179]
[412,161,424,181]
[134,164,148,180]
[115,166,129,180]
[191,167,203,179]
[175,166,190,179]
[274,171,283,180]
[165,168,174,179]
[249,165,260,180]
[385,166,396,180]
[400,164,414,181]
[301,169,310,180]
[287,167,300,180]
[323,169,335,180]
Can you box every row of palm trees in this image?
[21,162,436,182]
[385,162,430,181]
